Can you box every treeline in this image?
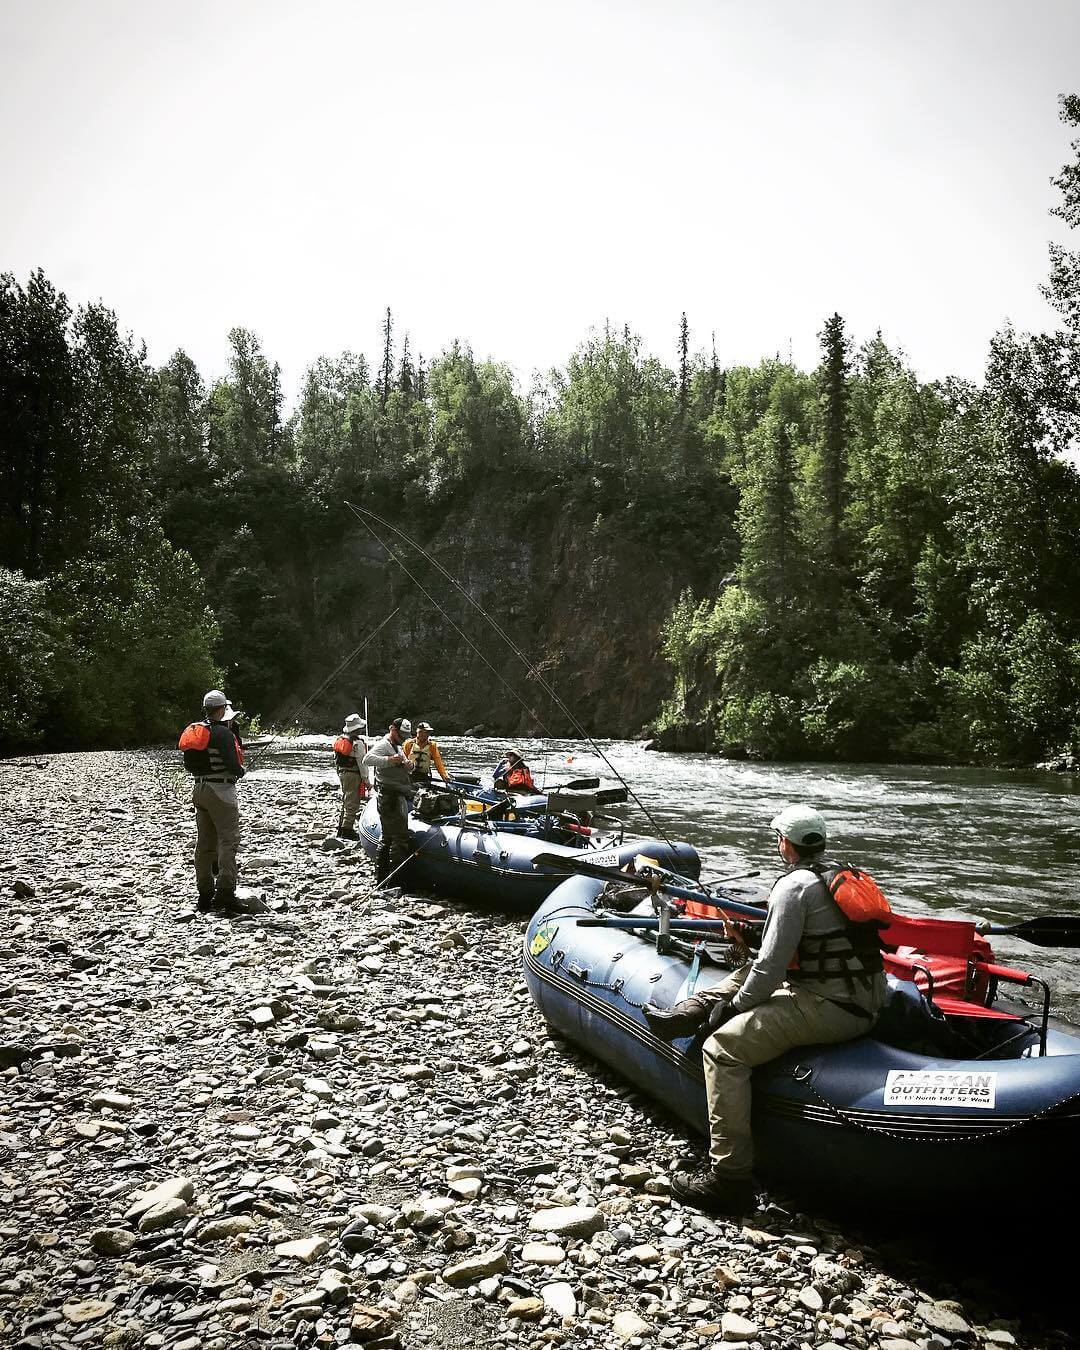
[1,98,1078,762]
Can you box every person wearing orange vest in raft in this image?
[403,721,450,786]
[493,747,535,793]
[178,689,246,913]
[333,713,369,841]
[644,805,889,1216]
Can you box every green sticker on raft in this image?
[530,923,558,956]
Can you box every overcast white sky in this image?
[2,0,1078,402]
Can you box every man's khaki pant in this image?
[337,770,367,828]
[701,966,885,1176]
[193,782,240,891]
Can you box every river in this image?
[260,735,1080,1023]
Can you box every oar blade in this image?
[995,915,1080,948]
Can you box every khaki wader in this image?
[193,781,240,893]
[337,770,367,829]
[700,965,886,1176]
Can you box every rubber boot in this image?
[337,826,359,841]
[196,882,215,913]
[642,995,711,1041]
[374,844,392,883]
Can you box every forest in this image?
[1,96,1078,765]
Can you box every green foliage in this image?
[5,94,1080,759]
[0,567,61,747]
[47,525,220,745]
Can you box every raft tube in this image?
[523,876,1080,1210]
[358,797,699,908]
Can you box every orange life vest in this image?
[179,723,210,751]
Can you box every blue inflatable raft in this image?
[523,875,1080,1210]
[358,796,700,908]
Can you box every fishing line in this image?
[346,511,564,740]
[344,501,678,853]
[245,606,402,768]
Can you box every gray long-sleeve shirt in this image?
[362,735,412,793]
[731,859,883,1012]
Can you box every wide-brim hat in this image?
[343,714,367,733]
[507,747,525,762]
[416,721,434,732]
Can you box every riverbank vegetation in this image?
[1,96,1078,763]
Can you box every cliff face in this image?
[283,492,728,738]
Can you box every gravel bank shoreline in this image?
[0,752,1069,1349]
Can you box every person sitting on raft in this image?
[403,721,450,786]
[644,805,888,1216]
[493,747,535,793]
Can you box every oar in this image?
[577,915,762,933]
[976,916,1080,948]
[532,852,769,923]
[544,777,601,791]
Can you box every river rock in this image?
[63,1299,115,1325]
[721,1311,759,1341]
[541,1280,577,1318]
[916,1300,972,1335]
[528,1205,606,1238]
[90,1228,137,1257]
[442,1245,508,1286]
[613,1310,652,1340]
[274,1235,329,1263]
[507,1296,545,1321]
[125,1176,195,1220]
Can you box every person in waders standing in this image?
[178,689,246,912]
[362,717,414,882]
[643,806,888,1216]
[402,721,450,786]
[333,713,369,840]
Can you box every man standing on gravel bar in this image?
[362,717,414,882]
[178,689,246,912]
[643,805,888,1216]
[333,713,369,840]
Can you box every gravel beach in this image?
[0,752,1069,1350]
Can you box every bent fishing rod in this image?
[344,501,679,856]
[244,606,401,769]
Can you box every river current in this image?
[261,736,1080,1023]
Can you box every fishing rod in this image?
[244,606,401,769]
[345,510,564,739]
[344,501,680,855]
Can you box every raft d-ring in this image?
[792,1065,813,1084]
[649,972,662,983]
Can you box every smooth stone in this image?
[274,1235,329,1263]
[125,1177,195,1221]
[916,1302,971,1336]
[63,1300,116,1325]
[612,1310,652,1340]
[522,1242,566,1266]
[90,1228,137,1257]
[138,1198,190,1233]
[198,1216,255,1241]
[506,1296,545,1321]
[527,1205,606,1238]
[721,1312,760,1341]
[442,1246,508,1286]
[541,1281,577,1319]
